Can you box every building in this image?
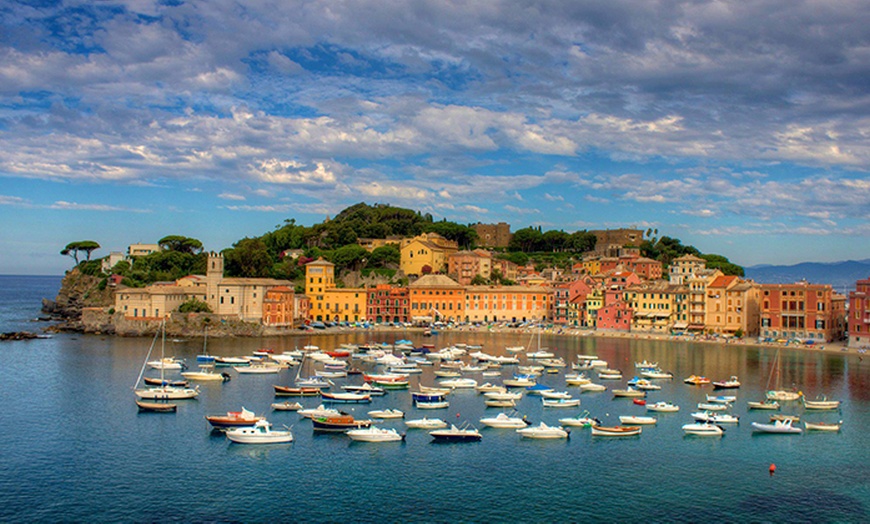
[669,254,707,285]
[447,250,492,285]
[464,285,550,323]
[357,237,401,252]
[624,281,686,333]
[596,288,632,331]
[399,233,459,276]
[759,282,846,342]
[101,251,126,273]
[491,258,519,281]
[472,222,512,248]
[262,286,295,326]
[304,258,366,323]
[704,276,761,336]
[115,282,205,320]
[367,284,410,323]
[408,274,465,323]
[590,228,644,257]
[848,277,870,348]
[128,243,161,257]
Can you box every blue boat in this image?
[412,392,446,402]
[526,383,554,395]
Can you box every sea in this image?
[1,274,869,523]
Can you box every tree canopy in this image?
[61,240,101,265]
[158,235,204,254]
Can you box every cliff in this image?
[42,268,114,332]
[82,311,266,338]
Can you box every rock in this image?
[0,331,41,341]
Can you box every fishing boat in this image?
[273,385,321,397]
[270,401,303,411]
[319,391,372,404]
[803,396,841,410]
[439,378,477,389]
[297,404,341,419]
[135,400,177,413]
[415,400,450,409]
[225,419,293,444]
[612,388,646,398]
[618,415,657,425]
[479,412,530,428]
[747,400,780,410]
[646,402,679,413]
[342,383,386,396]
[405,417,448,429]
[542,397,580,408]
[590,425,642,437]
[429,424,482,442]
[134,321,200,401]
[558,412,601,427]
[206,407,263,429]
[516,422,569,439]
[712,376,741,389]
[312,414,372,432]
[804,420,842,432]
[346,426,405,442]
[683,375,711,386]
[692,412,739,424]
[368,409,405,419]
[751,419,802,434]
[682,423,724,436]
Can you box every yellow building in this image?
[127,243,161,257]
[358,237,401,252]
[705,276,761,336]
[581,257,601,276]
[584,288,604,328]
[304,257,366,322]
[400,233,459,276]
[686,269,724,331]
[464,285,550,323]
[625,281,687,333]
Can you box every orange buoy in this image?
[769,464,776,476]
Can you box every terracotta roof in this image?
[708,275,739,288]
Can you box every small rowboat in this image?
[135,400,177,413]
[270,401,303,411]
[803,397,841,410]
[368,409,405,419]
[618,415,656,425]
[633,399,646,406]
[747,400,780,410]
[804,420,842,432]
[312,414,372,432]
[273,385,321,397]
[143,377,189,387]
[591,425,642,437]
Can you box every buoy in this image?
[769,464,776,476]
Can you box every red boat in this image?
[206,408,263,429]
[274,385,321,396]
[326,350,350,358]
[633,399,647,406]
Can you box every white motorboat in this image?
[181,368,231,382]
[682,423,724,436]
[645,401,680,413]
[505,346,525,353]
[147,357,185,371]
[415,400,449,409]
[484,390,522,401]
[342,383,386,396]
[346,426,405,442]
[271,401,302,411]
[635,360,658,369]
[598,370,623,380]
[565,373,591,386]
[368,409,405,419]
[527,350,555,359]
[542,398,580,408]
[429,424,482,442]
[558,412,601,427]
[517,365,544,375]
[580,383,607,392]
[503,375,537,387]
[618,415,657,425]
[697,402,728,412]
[480,412,530,428]
[475,383,506,393]
[297,404,341,419]
[235,364,283,374]
[612,388,646,398]
[516,422,569,439]
[752,419,802,434]
[632,379,661,391]
[640,370,674,380]
[405,417,448,429]
[225,419,293,444]
[712,376,741,389]
[766,390,803,402]
[540,390,572,400]
[439,378,478,389]
[692,412,739,424]
[804,420,842,432]
[747,400,780,410]
[485,399,516,408]
[706,395,737,404]
[434,370,461,378]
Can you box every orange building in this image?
[408,275,465,323]
[262,286,295,326]
[367,284,410,323]
[759,282,846,342]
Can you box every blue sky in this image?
[2,1,869,275]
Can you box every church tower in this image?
[206,251,224,311]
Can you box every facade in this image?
[596,288,632,331]
[262,286,295,326]
[624,281,686,333]
[101,251,126,273]
[294,295,311,323]
[400,233,459,276]
[590,228,644,257]
[367,284,410,323]
[759,282,846,342]
[358,237,401,252]
[491,258,519,281]
[669,254,707,285]
[304,258,367,323]
[704,276,761,336]
[464,285,550,323]
[848,277,870,348]
[448,250,492,285]
[408,275,465,323]
[128,243,161,257]
[552,283,571,324]
[472,222,512,248]
[115,283,205,320]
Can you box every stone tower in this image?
[206,251,224,311]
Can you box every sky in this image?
[2,1,869,275]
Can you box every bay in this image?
[1,275,868,522]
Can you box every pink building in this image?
[848,277,870,348]
[596,288,632,331]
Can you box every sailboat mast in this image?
[133,328,160,389]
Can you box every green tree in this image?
[178,298,212,313]
[61,240,101,265]
[567,231,597,253]
[470,275,489,285]
[541,230,569,252]
[701,254,745,276]
[331,244,369,271]
[367,245,401,267]
[509,227,543,252]
[158,235,204,254]
[499,251,529,267]
[223,238,273,278]
[423,222,478,249]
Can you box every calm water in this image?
[2,275,869,522]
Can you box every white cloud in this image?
[218,193,246,201]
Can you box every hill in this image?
[744,260,870,291]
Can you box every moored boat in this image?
[368,409,405,419]
[804,420,842,432]
[579,383,607,393]
[712,376,741,389]
[479,412,530,428]
[312,414,373,432]
[558,412,601,427]
[516,422,569,439]
[135,400,177,413]
[683,375,711,385]
[430,424,482,442]
[542,397,580,408]
[346,426,405,442]
[405,417,448,429]
[618,415,657,425]
[751,419,802,434]
[319,391,372,404]
[415,400,450,409]
[225,419,293,444]
[803,396,841,410]
[271,401,303,411]
[612,388,646,398]
[206,407,263,429]
[747,400,780,410]
[682,422,724,436]
[273,385,321,397]
[591,425,642,437]
[646,401,679,413]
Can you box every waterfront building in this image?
[596,288,633,331]
[409,275,465,323]
[624,281,687,333]
[367,284,410,323]
[759,282,846,342]
[464,285,550,323]
[847,277,870,348]
[399,233,458,276]
[472,222,512,248]
[553,278,595,326]
[262,286,295,326]
[704,276,761,337]
[115,282,205,320]
[584,288,604,328]
[304,258,366,323]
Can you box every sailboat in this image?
[182,326,231,382]
[134,319,200,401]
[765,349,803,402]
